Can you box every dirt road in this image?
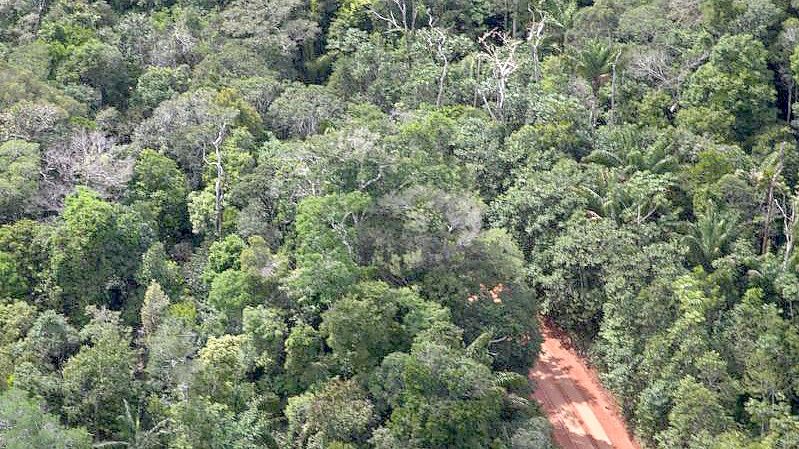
[530,322,641,449]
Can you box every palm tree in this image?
[572,40,620,126]
[573,40,615,96]
[685,202,739,268]
[93,400,170,449]
[584,126,678,176]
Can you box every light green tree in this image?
[0,140,39,223]
[0,388,91,449]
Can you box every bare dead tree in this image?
[327,128,395,192]
[33,0,50,28]
[775,192,798,321]
[526,4,553,82]
[38,129,133,212]
[202,123,229,239]
[527,21,545,82]
[328,211,361,260]
[774,192,797,273]
[0,101,67,142]
[150,13,200,67]
[761,142,786,255]
[478,30,523,122]
[666,0,704,27]
[628,49,671,85]
[371,0,419,34]
[421,17,454,107]
[371,0,420,71]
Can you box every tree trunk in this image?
[512,7,518,38]
[473,57,481,107]
[436,59,448,107]
[209,123,228,239]
[609,51,622,125]
[783,199,795,270]
[761,143,785,254]
[214,147,224,238]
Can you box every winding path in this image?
[529,322,641,449]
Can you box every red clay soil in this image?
[530,321,641,449]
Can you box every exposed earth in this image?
[530,322,641,449]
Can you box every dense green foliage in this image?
[3,0,799,448]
